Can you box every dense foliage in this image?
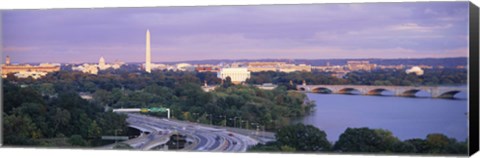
[275,123,331,152]
[246,68,467,90]
[3,68,314,141]
[3,80,128,147]
[250,125,467,155]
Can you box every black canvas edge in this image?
[469,1,479,156]
[0,11,3,147]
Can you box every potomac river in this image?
[298,90,468,142]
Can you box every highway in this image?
[109,113,269,152]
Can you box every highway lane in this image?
[125,113,261,152]
[193,132,208,150]
[100,121,159,149]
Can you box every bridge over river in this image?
[297,84,466,99]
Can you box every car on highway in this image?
[228,133,234,136]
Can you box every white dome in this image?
[405,66,424,76]
[99,57,106,65]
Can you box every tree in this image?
[69,135,88,146]
[87,120,102,139]
[373,129,401,152]
[3,114,39,145]
[275,123,331,151]
[404,138,429,153]
[333,127,384,153]
[425,133,452,154]
[52,108,71,134]
[222,76,233,88]
[182,112,192,121]
[93,89,113,106]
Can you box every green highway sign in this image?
[149,107,167,112]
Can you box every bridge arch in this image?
[298,87,306,91]
[312,87,333,94]
[437,90,462,99]
[337,87,361,95]
[399,89,431,97]
[367,88,392,96]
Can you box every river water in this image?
[298,91,468,142]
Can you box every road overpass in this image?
[297,84,466,99]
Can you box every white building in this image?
[14,71,48,79]
[98,56,111,70]
[217,67,251,84]
[405,66,424,76]
[72,57,124,74]
[112,60,124,69]
[176,63,194,71]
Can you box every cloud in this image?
[1,2,469,63]
[389,23,453,32]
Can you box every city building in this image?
[377,65,405,70]
[72,57,123,74]
[217,67,251,84]
[313,65,346,72]
[201,81,217,92]
[330,70,350,78]
[5,55,11,65]
[456,65,466,69]
[247,62,281,72]
[196,66,220,73]
[79,92,93,100]
[154,63,173,71]
[13,71,48,79]
[175,63,194,71]
[72,64,99,75]
[98,56,109,70]
[346,61,376,71]
[231,62,246,68]
[405,66,424,76]
[1,56,60,78]
[278,64,311,73]
[247,62,311,72]
[255,83,277,90]
[417,65,433,69]
[112,60,125,69]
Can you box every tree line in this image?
[246,68,467,90]
[249,123,467,155]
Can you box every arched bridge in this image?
[297,85,466,99]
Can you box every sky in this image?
[1,2,470,63]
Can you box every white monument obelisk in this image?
[145,29,151,73]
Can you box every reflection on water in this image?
[299,92,468,142]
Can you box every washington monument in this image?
[145,29,151,73]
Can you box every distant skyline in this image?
[2,2,469,63]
